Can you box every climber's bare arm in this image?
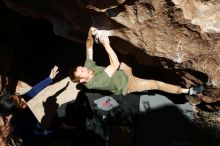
[86,28,96,60]
[99,34,120,77]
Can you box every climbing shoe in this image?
[189,85,204,96]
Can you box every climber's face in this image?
[74,66,94,83]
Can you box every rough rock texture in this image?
[173,0,220,33]
[2,0,220,105]
[0,0,220,144]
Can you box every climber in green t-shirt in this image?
[69,27,204,96]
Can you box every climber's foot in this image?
[189,85,204,96]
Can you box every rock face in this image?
[0,1,219,145]
[1,0,220,104]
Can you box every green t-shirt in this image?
[84,58,128,95]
